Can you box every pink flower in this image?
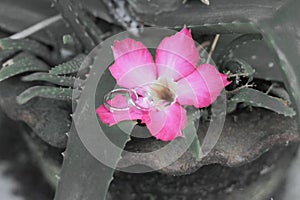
[96,26,230,141]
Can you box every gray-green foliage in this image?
[0,52,49,82]
[222,36,296,117]
[0,38,51,60]
[52,0,103,52]
[17,86,80,105]
[0,50,18,64]
[183,108,203,161]
[54,122,134,200]
[1,1,299,200]
[257,0,300,120]
[22,72,84,88]
[18,54,86,103]
[0,31,84,105]
[49,54,86,75]
[220,34,263,64]
[227,87,296,117]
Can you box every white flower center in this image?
[138,78,177,110]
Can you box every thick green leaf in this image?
[220,34,263,64]
[22,72,84,88]
[184,123,202,161]
[16,86,80,104]
[54,122,134,200]
[228,88,296,117]
[183,108,202,161]
[52,0,103,52]
[54,55,135,200]
[0,50,18,65]
[126,0,285,29]
[0,38,51,60]
[227,34,263,48]
[188,23,260,35]
[269,86,291,103]
[257,0,300,127]
[0,52,49,82]
[49,54,86,75]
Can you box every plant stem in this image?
[10,15,62,39]
[206,34,220,64]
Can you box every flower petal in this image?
[176,64,231,108]
[96,94,145,126]
[109,38,157,88]
[143,103,187,141]
[156,26,198,81]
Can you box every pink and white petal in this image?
[176,64,231,108]
[156,26,198,81]
[143,103,187,141]
[109,38,157,88]
[96,94,145,126]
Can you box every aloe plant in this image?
[0,52,49,82]
[256,0,300,123]
[0,1,299,200]
[227,87,296,117]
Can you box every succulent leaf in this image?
[0,52,49,82]
[16,86,80,104]
[54,123,133,200]
[228,87,296,117]
[189,23,260,35]
[257,0,300,119]
[49,54,86,75]
[22,72,84,88]
[0,50,18,65]
[183,108,202,161]
[52,0,103,52]
[0,38,51,60]
[220,34,263,64]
